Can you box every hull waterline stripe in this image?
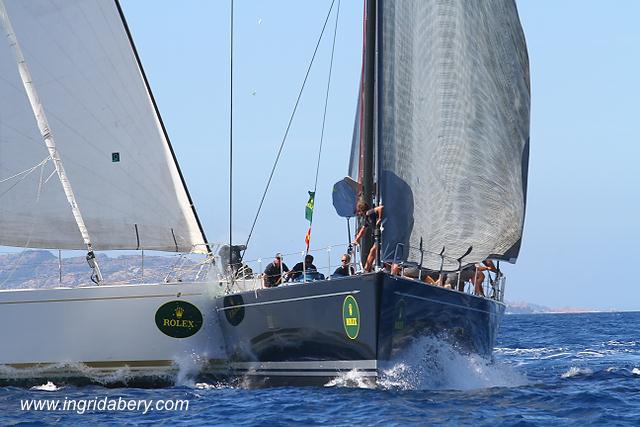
[233,368,377,373]
[394,291,497,315]
[217,290,360,311]
[230,360,377,370]
[0,292,203,306]
[5,359,226,370]
[232,370,377,377]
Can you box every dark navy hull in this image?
[216,272,504,386]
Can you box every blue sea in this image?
[2,311,640,426]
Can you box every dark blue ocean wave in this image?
[2,312,640,426]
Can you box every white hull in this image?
[0,281,228,385]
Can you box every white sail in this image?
[0,0,206,253]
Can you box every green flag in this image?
[305,191,315,222]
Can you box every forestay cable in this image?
[307,0,341,248]
[243,0,337,254]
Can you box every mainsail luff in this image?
[0,0,207,253]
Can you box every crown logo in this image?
[175,306,184,319]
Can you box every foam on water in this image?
[194,382,230,390]
[379,336,528,390]
[607,340,639,347]
[29,381,60,392]
[576,350,606,358]
[173,352,208,387]
[497,340,640,363]
[324,369,376,389]
[325,336,528,390]
[495,346,571,360]
[561,367,593,378]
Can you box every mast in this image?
[0,0,103,283]
[360,0,377,265]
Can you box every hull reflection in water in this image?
[216,272,505,386]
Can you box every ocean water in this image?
[2,311,640,426]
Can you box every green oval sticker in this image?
[223,294,245,326]
[342,295,360,340]
[155,301,203,338]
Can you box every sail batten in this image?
[361,0,530,269]
[0,0,207,253]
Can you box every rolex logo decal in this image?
[175,306,184,319]
[155,301,203,338]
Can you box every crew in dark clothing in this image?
[289,255,317,281]
[263,253,289,287]
[333,254,355,276]
[459,265,476,292]
[352,200,384,272]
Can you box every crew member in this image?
[263,253,289,287]
[333,254,355,276]
[471,260,498,296]
[352,199,383,272]
[289,254,317,281]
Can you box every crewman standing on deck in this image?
[352,200,383,272]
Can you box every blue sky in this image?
[511,1,640,310]
[117,0,640,310]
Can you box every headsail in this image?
[352,0,530,269]
[0,0,207,253]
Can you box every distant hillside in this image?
[505,300,596,314]
[0,250,200,289]
[505,301,552,314]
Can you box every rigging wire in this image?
[229,0,234,258]
[308,0,341,239]
[0,158,49,287]
[313,1,341,200]
[242,0,337,255]
[0,158,51,200]
[0,156,49,184]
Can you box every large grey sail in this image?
[374,0,530,269]
[0,0,207,253]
